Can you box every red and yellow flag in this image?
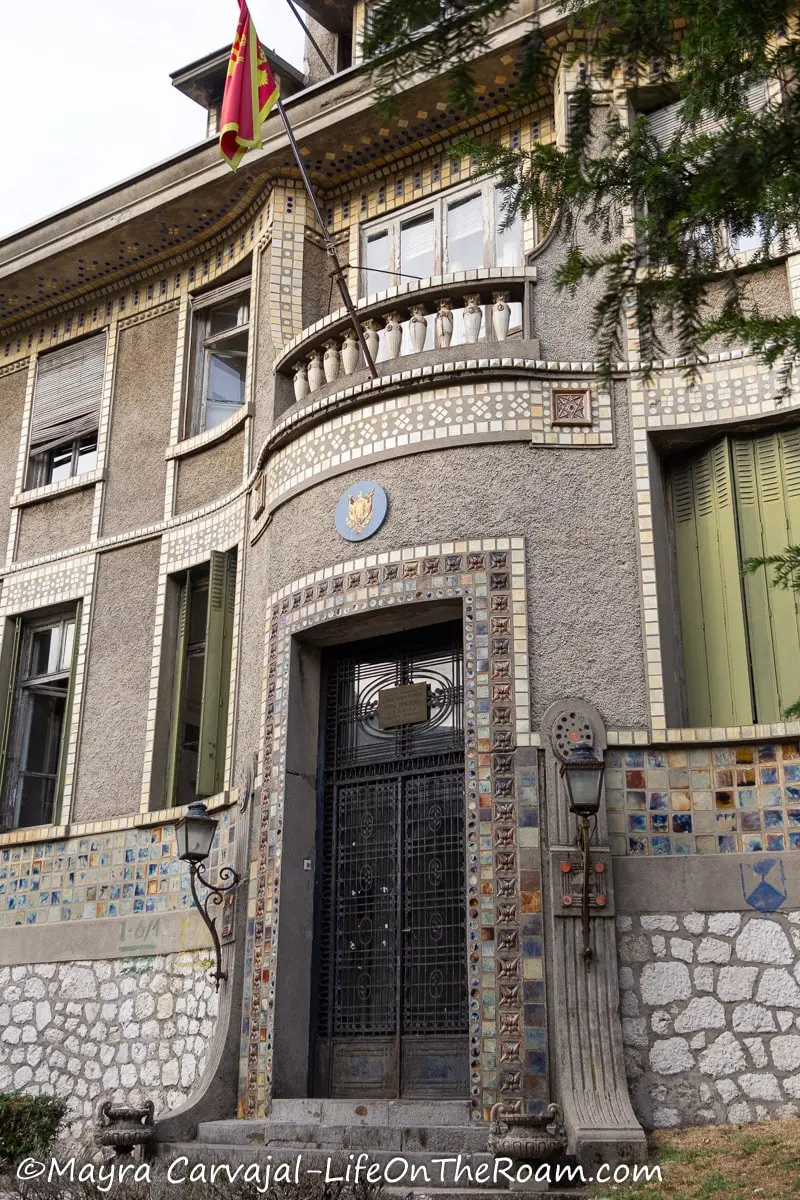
[219,0,280,169]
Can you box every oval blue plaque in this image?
[335,481,388,541]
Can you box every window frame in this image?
[0,606,81,831]
[27,431,99,489]
[360,177,524,299]
[163,549,237,808]
[184,278,252,439]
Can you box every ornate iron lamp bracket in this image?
[188,860,241,990]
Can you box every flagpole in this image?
[276,98,378,378]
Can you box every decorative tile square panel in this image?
[607,742,800,855]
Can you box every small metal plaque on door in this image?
[378,682,429,729]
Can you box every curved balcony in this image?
[274,269,538,413]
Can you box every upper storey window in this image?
[26,334,105,489]
[361,179,522,299]
[185,279,251,437]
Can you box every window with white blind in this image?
[646,81,769,147]
[360,178,523,297]
[26,333,106,488]
[185,278,251,437]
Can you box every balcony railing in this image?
[274,270,537,406]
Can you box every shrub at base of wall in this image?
[0,952,218,1141]
[620,910,800,1129]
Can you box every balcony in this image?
[273,270,538,413]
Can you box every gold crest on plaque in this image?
[346,487,375,536]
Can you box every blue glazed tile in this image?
[650,814,668,832]
[645,750,667,767]
[760,767,778,784]
[672,813,692,833]
[764,809,785,829]
[787,809,800,827]
[766,833,786,850]
[648,791,669,811]
[628,814,647,832]
[717,835,738,853]
[651,837,671,855]
[743,835,763,851]
[628,837,648,855]
[673,838,693,855]
[625,751,644,767]
[785,765,800,782]
[737,789,757,808]
[789,832,800,849]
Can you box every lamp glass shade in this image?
[175,801,217,863]
[562,743,605,816]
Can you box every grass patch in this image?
[590,1117,800,1199]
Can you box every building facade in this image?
[1,0,799,1166]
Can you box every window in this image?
[185,279,251,437]
[27,334,105,488]
[670,429,800,727]
[165,550,237,807]
[0,608,80,829]
[361,179,522,297]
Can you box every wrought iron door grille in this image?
[315,624,468,1060]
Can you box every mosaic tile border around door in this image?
[239,538,548,1123]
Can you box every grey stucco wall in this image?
[74,540,161,821]
[263,385,648,728]
[174,427,244,515]
[0,370,27,553]
[14,488,94,562]
[102,311,177,537]
[653,264,792,358]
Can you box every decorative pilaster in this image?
[542,698,647,1170]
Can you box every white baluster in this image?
[409,304,428,354]
[462,294,483,343]
[362,319,380,364]
[384,312,403,360]
[293,361,309,402]
[307,349,324,391]
[492,291,511,341]
[341,330,360,375]
[323,339,341,384]
[435,298,453,348]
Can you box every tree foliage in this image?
[364,1,800,371]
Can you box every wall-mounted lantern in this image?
[175,800,241,990]
[560,741,605,967]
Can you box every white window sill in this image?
[166,403,252,461]
[11,468,106,508]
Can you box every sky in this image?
[0,1,304,239]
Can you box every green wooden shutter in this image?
[55,601,82,818]
[196,550,236,797]
[733,430,800,721]
[0,617,23,818]
[672,440,752,726]
[166,578,190,808]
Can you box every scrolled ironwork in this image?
[187,859,241,990]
